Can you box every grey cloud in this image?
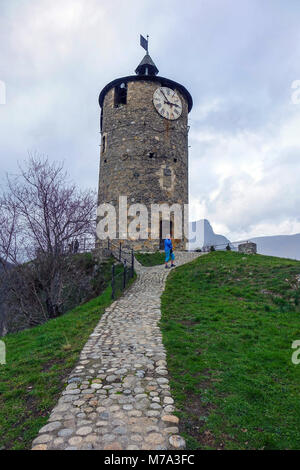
[1,0,300,240]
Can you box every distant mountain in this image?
[188,219,300,260]
[250,234,300,261]
[189,219,231,250]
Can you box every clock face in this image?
[153,87,182,120]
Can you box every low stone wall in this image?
[96,239,186,253]
[238,242,257,255]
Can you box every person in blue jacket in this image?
[164,235,176,269]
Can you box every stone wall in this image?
[97,79,189,251]
[238,242,257,254]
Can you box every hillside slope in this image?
[161,251,300,450]
[0,253,113,337]
[0,260,135,450]
[0,287,113,449]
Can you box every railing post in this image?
[131,249,134,278]
[111,264,115,299]
[123,265,126,290]
[119,242,122,262]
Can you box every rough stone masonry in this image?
[97,53,193,251]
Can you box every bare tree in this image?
[0,197,20,267]
[1,154,96,259]
[0,153,97,331]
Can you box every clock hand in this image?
[166,101,180,108]
[160,90,180,108]
[160,89,169,102]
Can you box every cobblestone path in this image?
[32,251,203,450]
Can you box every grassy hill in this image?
[161,251,300,450]
[0,260,135,450]
[135,251,165,266]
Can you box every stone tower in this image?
[97,51,193,251]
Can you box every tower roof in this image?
[135,53,159,76]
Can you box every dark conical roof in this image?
[135,54,159,76]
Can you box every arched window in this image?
[114,82,127,107]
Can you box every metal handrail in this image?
[191,239,255,252]
[106,240,135,299]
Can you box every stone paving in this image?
[32,251,203,450]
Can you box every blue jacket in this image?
[164,238,173,252]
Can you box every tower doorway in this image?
[159,220,173,250]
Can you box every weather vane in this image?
[140,34,149,54]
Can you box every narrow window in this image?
[100,107,103,131]
[163,168,172,188]
[114,82,127,107]
[101,133,107,153]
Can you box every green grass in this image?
[160,251,300,450]
[135,251,165,266]
[0,260,136,450]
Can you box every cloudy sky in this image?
[1,0,300,241]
